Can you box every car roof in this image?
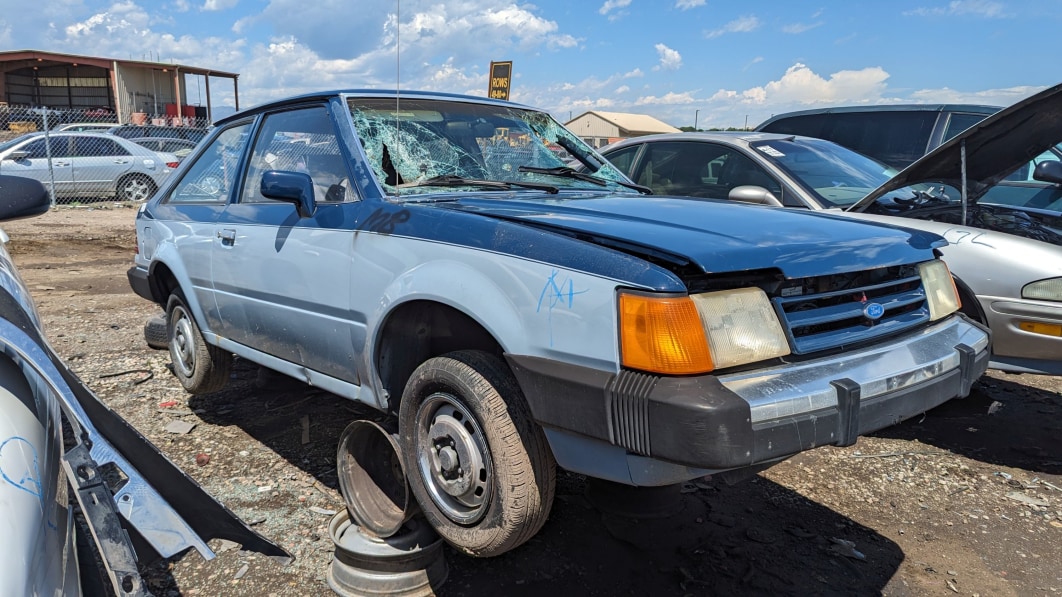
[601,131,814,151]
[214,89,536,127]
[757,103,1001,129]
[854,81,1062,209]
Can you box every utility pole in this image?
[694,109,700,131]
[744,115,749,131]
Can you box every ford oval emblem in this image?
[863,302,885,320]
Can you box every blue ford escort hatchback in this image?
[128,90,990,557]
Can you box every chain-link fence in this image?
[0,104,210,204]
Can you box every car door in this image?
[150,122,253,335]
[0,137,74,198]
[210,104,362,384]
[70,135,135,196]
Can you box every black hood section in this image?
[856,81,1062,207]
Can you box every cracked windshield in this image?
[347,97,631,198]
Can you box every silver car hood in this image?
[850,81,1062,211]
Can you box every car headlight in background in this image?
[1022,278,1062,302]
[918,260,960,321]
[618,288,790,375]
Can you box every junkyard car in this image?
[0,175,288,594]
[128,90,989,557]
[755,101,1062,212]
[596,83,1062,375]
[0,132,178,202]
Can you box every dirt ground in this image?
[5,205,1060,596]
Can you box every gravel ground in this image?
[5,204,1061,596]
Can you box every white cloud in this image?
[635,91,696,106]
[548,34,580,50]
[705,15,761,39]
[202,0,238,11]
[615,85,630,93]
[623,68,644,78]
[782,21,823,34]
[907,85,1044,105]
[676,0,705,9]
[599,0,632,16]
[712,62,890,106]
[652,43,682,71]
[904,0,1007,18]
[743,56,764,70]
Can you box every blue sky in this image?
[0,0,1058,128]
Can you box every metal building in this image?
[564,110,680,149]
[0,49,240,125]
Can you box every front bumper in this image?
[507,314,989,471]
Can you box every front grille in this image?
[773,271,929,355]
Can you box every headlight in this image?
[1023,278,1062,302]
[690,288,791,369]
[618,288,790,375]
[918,260,960,321]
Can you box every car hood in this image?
[850,81,1062,211]
[440,194,944,279]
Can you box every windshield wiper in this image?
[518,166,652,195]
[399,175,558,194]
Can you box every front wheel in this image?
[399,350,556,557]
[167,293,231,394]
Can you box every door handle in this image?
[217,229,236,244]
[113,159,129,164]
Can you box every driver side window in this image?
[242,106,352,204]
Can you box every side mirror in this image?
[728,185,783,207]
[1032,160,1062,185]
[0,175,51,221]
[261,170,317,218]
[5,150,31,161]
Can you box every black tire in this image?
[166,293,231,394]
[143,313,168,350]
[398,350,556,557]
[117,174,156,202]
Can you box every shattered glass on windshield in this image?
[346,97,631,198]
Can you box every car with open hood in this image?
[127,89,988,558]
[595,82,1062,375]
[755,100,1062,218]
[0,175,288,594]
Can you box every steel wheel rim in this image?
[414,391,492,525]
[171,306,196,378]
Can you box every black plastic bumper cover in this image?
[127,265,154,302]
[507,344,989,471]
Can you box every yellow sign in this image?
[488,61,512,100]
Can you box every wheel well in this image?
[147,262,179,306]
[376,301,503,414]
[953,276,986,324]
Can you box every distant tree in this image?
[679,126,700,132]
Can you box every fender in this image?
[146,242,221,340]
[367,257,624,406]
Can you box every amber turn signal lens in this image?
[619,293,713,375]
[1018,321,1062,337]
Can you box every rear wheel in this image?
[399,350,556,557]
[117,174,156,202]
[167,293,231,394]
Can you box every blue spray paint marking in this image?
[536,270,588,346]
[0,436,51,528]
